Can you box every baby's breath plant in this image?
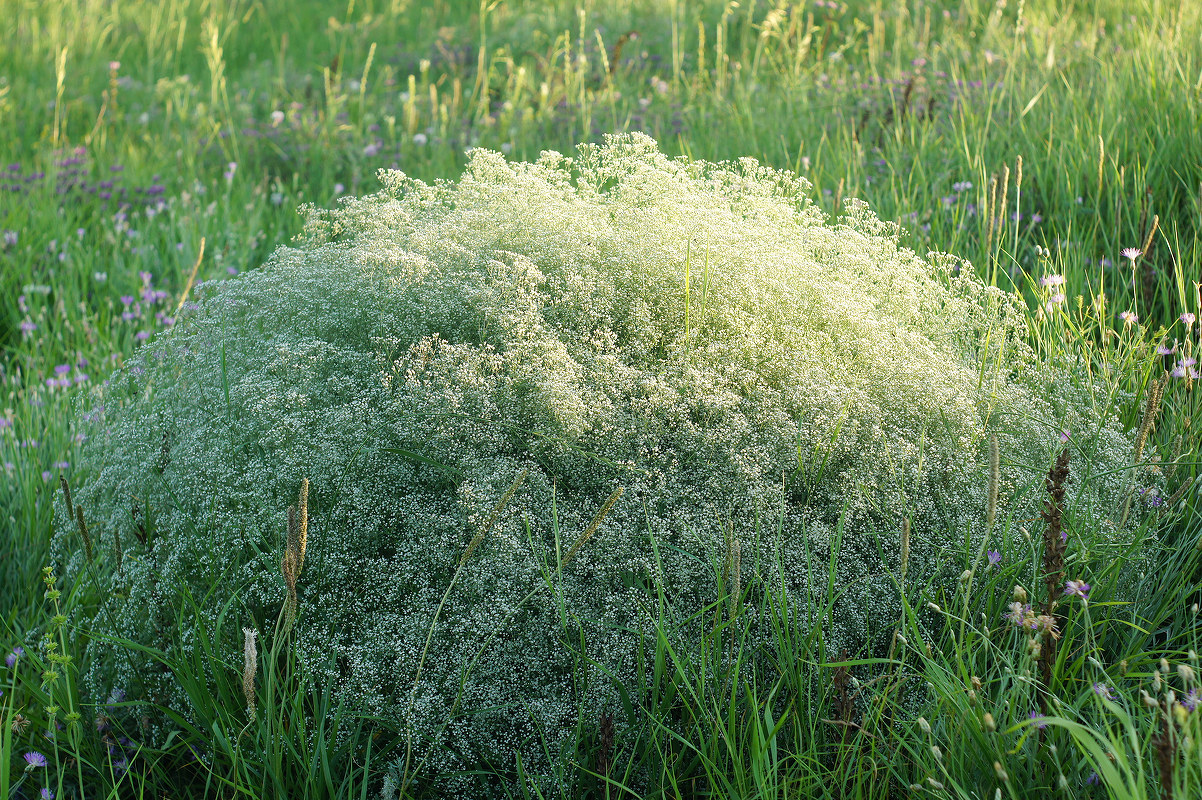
[59,134,1142,792]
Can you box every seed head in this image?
[242,627,258,717]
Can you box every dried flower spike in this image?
[242,627,258,717]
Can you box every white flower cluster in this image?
[60,133,1137,792]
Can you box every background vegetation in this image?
[1,0,1200,797]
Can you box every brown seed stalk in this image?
[1037,448,1070,708]
[1040,447,1071,617]
[597,711,615,792]
[75,503,93,563]
[59,474,73,521]
[1154,710,1176,800]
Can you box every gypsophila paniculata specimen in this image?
[58,134,1140,793]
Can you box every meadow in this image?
[1,0,1201,797]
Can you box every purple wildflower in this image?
[1183,689,1199,711]
[5,646,23,667]
[1119,310,1138,325]
[1172,357,1199,379]
[1093,682,1115,701]
[1027,711,1047,730]
[1060,429,1071,443]
[1158,342,1178,356]
[1182,312,1196,332]
[24,751,48,768]
[987,549,1001,567]
[54,364,70,376]
[1039,274,1066,288]
[1064,579,1091,601]
[41,788,54,800]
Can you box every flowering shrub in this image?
[60,134,1138,789]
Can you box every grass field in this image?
[2,0,1201,796]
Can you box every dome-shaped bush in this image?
[62,133,1136,789]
